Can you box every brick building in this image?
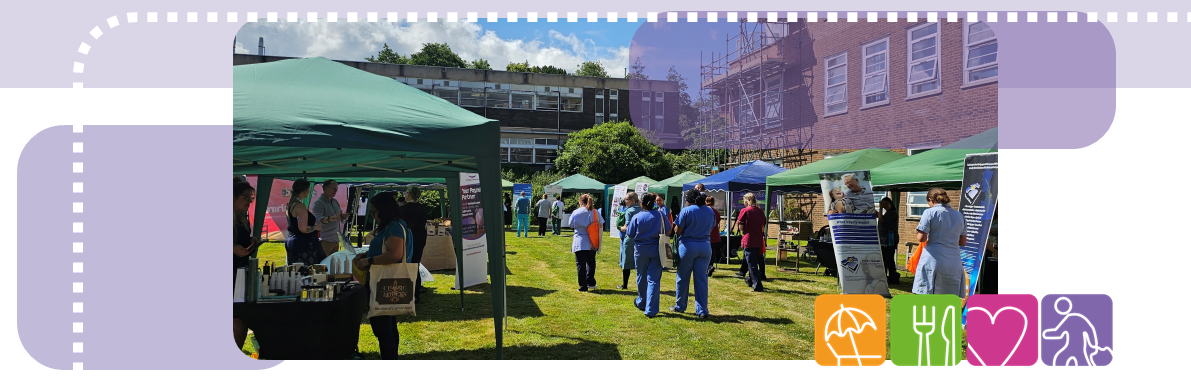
[697,17,997,261]
[233,54,681,170]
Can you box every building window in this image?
[824,51,847,115]
[609,92,619,122]
[511,92,534,109]
[907,192,931,217]
[459,87,484,107]
[486,85,510,108]
[500,147,509,163]
[595,90,605,124]
[764,75,782,128]
[907,22,940,96]
[559,93,583,112]
[535,148,558,164]
[509,148,533,163]
[536,93,559,111]
[642,90,651,116]
[861,38,889,105]
[963,21,998,85]
[905,146,938,218]
[433,88,459,105]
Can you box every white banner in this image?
[634,182,650,194]
[609,185,628,238]
[544,185,562,199]
[819,170,890,297]
[455,172,488,289]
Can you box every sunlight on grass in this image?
[242,228,919,359]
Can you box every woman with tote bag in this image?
[568,194,602,292]
[353,192,416,360]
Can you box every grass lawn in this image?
[244,228,940,360]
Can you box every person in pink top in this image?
[733,193,767,292]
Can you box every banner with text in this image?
[960,153,999,302]
[609,185,628,238]
[245,176,293,241]
[544,185,562,200]
[731,190,767,212]
[819,171,890,297]
[455,172,488,289]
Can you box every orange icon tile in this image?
[815,294,887,366]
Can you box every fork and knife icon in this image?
[913,305,958,366]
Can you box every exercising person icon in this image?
[1041,297,1114,366]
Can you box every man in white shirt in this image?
[311,180,349,256]
[536,194,553,237]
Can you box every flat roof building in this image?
[234,54,681,170]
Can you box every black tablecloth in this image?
[233,284,369,360]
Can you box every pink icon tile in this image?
[966,294,1038,366]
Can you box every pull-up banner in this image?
[819,171,891,297]
[960,153,999,300]
[455,172,488,289]
[609,185,628,238]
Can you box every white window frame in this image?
[962,20,999,86]
[906,22,941,97]
[510,91,535,110]
[861,37,890,107]
[595,89,605,124]
[906,192,931,218]
[763,75,782,129]
[609,91,619,121]
[655,92,665,119]
[642,90,651,116]
[824,51,848,116]
[905,144,941,218]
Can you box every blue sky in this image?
[233,18,740,99]
[234,19,645,77]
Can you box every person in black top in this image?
[877,197,900,283]
[284,179,324,266]
[232,181,259,350]
[399,187,430,297]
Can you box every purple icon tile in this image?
[1041,294,1113,366]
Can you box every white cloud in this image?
[234,41,250,54]
[238,21,628,75]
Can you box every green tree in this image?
[532,65,568,75]
[574,60,609,78]
[408,43,467,68]
[365,43,409,64]
[554,121,673,184]
[506,60,532,72]
[627,57,648,79]
[467,58,492,70]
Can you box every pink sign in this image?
[965,294,1039,366]
[245,176,293,241]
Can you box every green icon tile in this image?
[891,295,963,366]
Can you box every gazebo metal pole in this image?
[447,175,465,312]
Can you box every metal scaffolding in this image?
[692,18,813,173]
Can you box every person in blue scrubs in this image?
[913,188,968,296]
[515,191,531,237]
[671,189,716,318]
[627,193,664,318]
[617,192,643,290]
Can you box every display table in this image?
[421,234,456,271]
[233,284,368,360]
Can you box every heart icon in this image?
[965,295,1039,366]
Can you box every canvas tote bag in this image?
[658,211,675,269]
[367,224,418,317]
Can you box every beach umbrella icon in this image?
[824,303,880,366]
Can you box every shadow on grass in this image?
[663,313,796,326]
[377,338,622,360]
[389,285,555,323]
